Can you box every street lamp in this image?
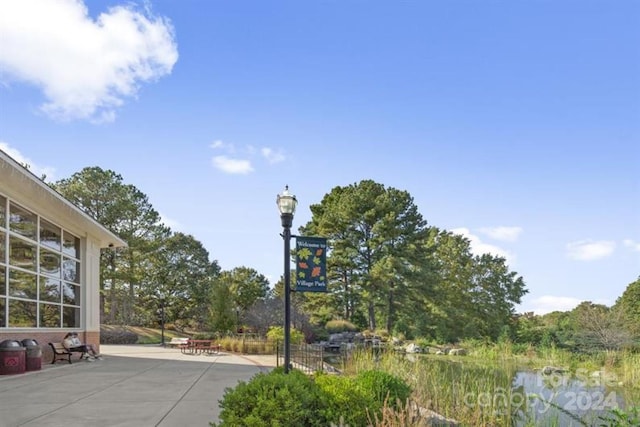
[277,185,297,373]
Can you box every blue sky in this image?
[1,0,638,314]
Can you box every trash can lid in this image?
[0,340,23,349]
[21,339,39,347]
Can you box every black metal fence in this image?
[276,343,344,374]
[225,334,347,373]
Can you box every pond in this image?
[402,356,632,426]
[511,369,626,426]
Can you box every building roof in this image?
[0,149,127,248]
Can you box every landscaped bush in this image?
[213,366,413,426]
[266,326,305,344]
[100,329,138,344]
[314,373,376,426]
[355,370,412,411]
[212,368,331,427]
[193,332,218,340]
[325,319,358,334]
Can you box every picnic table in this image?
[180,339,220,355]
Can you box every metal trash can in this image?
[0,340,26,375]
[21,339,42,371]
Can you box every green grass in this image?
[100,325,190,344]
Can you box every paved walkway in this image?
[0,345,278,427]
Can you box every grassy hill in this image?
[100,325,190,344]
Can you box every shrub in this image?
[314,373,375,426]
[415,338,431,350]
[213,368,330,427]
[100,329,138,344]
[355,370,411,411]
[266,326,305,344]
[193,332,217,340]
[325,320,358,334]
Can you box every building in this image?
[0,149,126,361]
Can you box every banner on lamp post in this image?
[295,236,327,292]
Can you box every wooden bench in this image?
[48,342,86,364]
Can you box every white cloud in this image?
[523,295,613,315]
[623,239,640,252]
[0,0,178,122]
[566,240,615,261]
[525,295,582,315]
[0,141,56,179]
[451,227,515,265]
[159,212,183,232]
[210,140,236,152]
[212,156,254,174]
[479,226,523,242]
[261,147,286,164]
[209,141,286,173]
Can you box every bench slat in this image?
[49,342,86,364]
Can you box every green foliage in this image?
[301,180,432,333]
[213,368,330,427]
[193,332,218,340]
[598,406,640,427]
[213,367,412,427]
[99,329,138,344]
[354,370,411,411]
[325,319,358,333]
[392,318,413,340]
[570,301,632,351]
[54,166,221,328]
[266,326,305,344]
[224,267,270,312]
[314,373,376,426]
[350,310,368,330]
[615,277,640,335]
[209,280,235,333]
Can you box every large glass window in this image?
[62,306,80,328]
[0,265,5,296]
[40,249,61,277]
[9,299,37,327]
[62,257,79,283]
[0,194,84,330]
[63,231,80,259]
[9,236,36,271]
[40,219,62,251]
[39,303,61,327]
[40,277,61,303]
[0,195,6,228]
[9,202,37,240]
[8,268,37,299]
[0,231,5,262]
[0,297,5,327]
[62,282,80,305]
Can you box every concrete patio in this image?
[0,345,278,427]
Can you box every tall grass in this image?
[342,346,640,427]
[217,336,276,354]
[345,349,526,426]
[619,351,640,387]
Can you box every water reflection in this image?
[512,369,625,426]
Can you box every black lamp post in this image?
[277,185,297,373]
